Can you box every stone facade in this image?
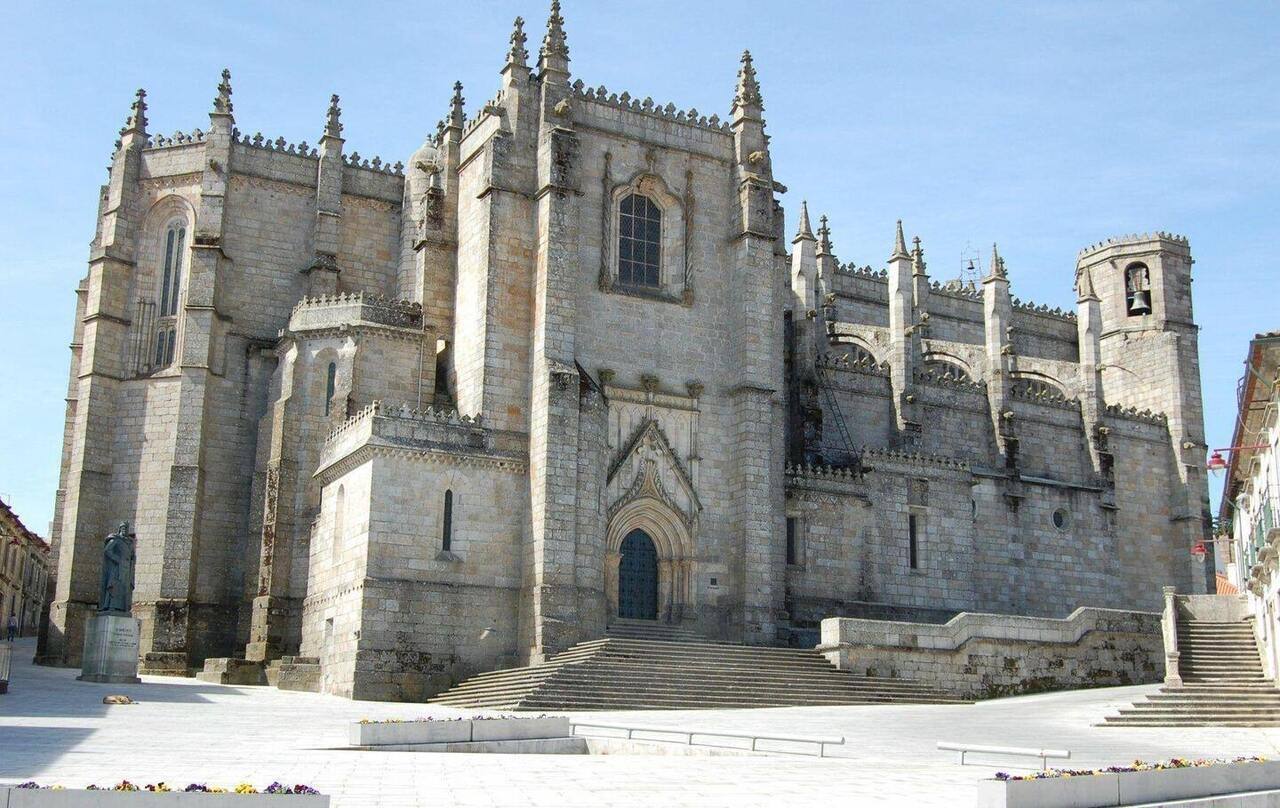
[40,4,1212,698]
[1,498,50,638]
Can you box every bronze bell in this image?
[1127,289,1152,315]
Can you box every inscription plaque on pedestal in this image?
[78,613,141,684]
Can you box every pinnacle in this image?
[507,16,529,68]
[538,0,569,73]
[794,201,815,242]
[988,242,1007,279]
[213,68,233,115]
[817,215,833,255]
[733,49,763,114]
[911,235,927,274]
[121,88,148,136]
[449,81,466,128]
[890,219,910,262]
[324,94,343,140]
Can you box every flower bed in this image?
[1,782,327,808]
[978,757,1279,808]
[349,715,570,746]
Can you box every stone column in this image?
[1161,586,1182,688]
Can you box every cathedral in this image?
[39,2,1213,699]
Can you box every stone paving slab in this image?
[3,638,1279,807]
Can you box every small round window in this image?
[1052,508,1070,531]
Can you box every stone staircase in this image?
[428,620,965,711]
[1105,618,1280,727]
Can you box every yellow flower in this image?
[235,784,258,794]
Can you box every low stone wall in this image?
[818,607,1161,699]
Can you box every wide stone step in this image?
[430,634,957,709]
[555,665,945,690]
[1103,717,1280,727]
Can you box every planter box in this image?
[978,760,1280,808]
[3,790,329,808]
[349,720,471,747]
[470,716,570,742]
[977,774,1118,808]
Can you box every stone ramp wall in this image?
[818,607,1161,700]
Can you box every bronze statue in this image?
[98,522,136,613]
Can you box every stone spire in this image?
[120,88,148,137]
[212,68,233,115]
[506,16,529,68]
[448,81,466,129]
[731,50,763,121]
[537,0,570,78]
[793,201,815,243]
[323,94,343,140]
[817,215,833,256]
[987,242,1007,279]
[890,219,910,262]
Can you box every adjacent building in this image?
[1220,332,1280,676]
[1,499,50,638]
[39,2,1213,699]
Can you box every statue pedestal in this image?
[78,612,141,684]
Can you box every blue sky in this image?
[1,1,1276,534]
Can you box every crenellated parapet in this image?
[1011,296,1077,321]
[861,446,971,471]
[567,79,733,133]
[1008,377,1080,409]
[147,129,208,149]
[1078,231,1190,260]
[1104,402,1170,426]
[288,292,425,334]
[914,366,986,393]
[819,349,888,377]
[233,129,319,158]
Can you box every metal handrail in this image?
[570,721,846,758]
[937,741,1070,770]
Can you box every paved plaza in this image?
[2,637,1278,807]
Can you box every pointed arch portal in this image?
[618,529,659,620]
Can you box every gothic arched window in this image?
[159,223,186,317]
[618,193,661,288]
[153,221,187,367]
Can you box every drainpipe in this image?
[1162,586,1182,688]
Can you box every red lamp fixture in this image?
[1206,445,1268,472]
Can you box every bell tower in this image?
[1076,233,1210,594]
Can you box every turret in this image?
[790,201,818,380]
[1075,266,1105,466]
[982,244,1014,457]
[887,220,918,435]
[307,94,345,294]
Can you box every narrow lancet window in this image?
[442,490,454,551]
[324,362,337,416]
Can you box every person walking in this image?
[5,614,16,642]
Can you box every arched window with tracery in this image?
[153,221,187,367]
[618,193,661,288]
